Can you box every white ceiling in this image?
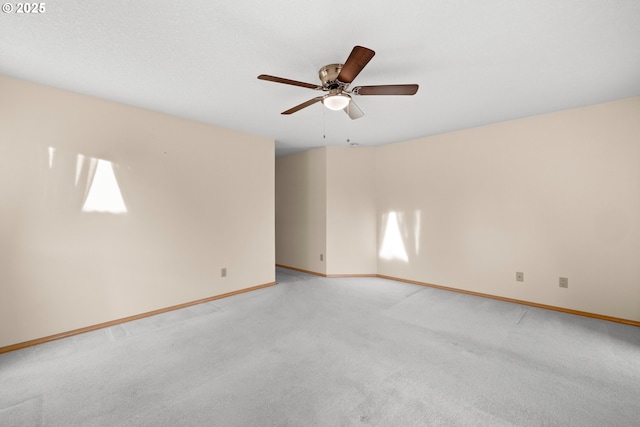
[2,1,640,156]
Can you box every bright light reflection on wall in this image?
[379,211,408,262]
[48,146,55,169]
[82,159,127,214]
[75,154,85,186]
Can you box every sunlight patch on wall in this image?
[48,146,55,169]
[75,154,86,186]
[82,159,127,214]
[379,211,408,262]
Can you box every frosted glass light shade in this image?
[323,94,350,111]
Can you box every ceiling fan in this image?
[257,46,419,120]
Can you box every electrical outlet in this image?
[320,254,324,261]
[516,272,524,282]
[559,277,568,288]
[221,268,227,278]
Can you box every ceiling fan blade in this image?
[258,74,323,90]
[337,46,375,83]
[344,99,364,120]
[282,96,324,115]
[353,84,419,96]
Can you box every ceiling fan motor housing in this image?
[319,64,348,90]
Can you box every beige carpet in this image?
[1,267,639,426]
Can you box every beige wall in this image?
[376,97,640,321]
[0,76,275,347]
[326,147,377,275]
[275,148,326,274]
[275,147,377,276]
[275,98,639,322]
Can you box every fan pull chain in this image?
[322,109,326,140]
[347,113,355,146]
[347,116,359,147]
[347,118,350,144]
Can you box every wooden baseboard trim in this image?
[275,265,376,279]
[0,281,276,355]
[377,275,640,327]
[275,264,327,277]
[325,274,378,278]
[274,266,638,326]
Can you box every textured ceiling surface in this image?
[2,1,640,156]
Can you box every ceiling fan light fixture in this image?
[322,93,350,111]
